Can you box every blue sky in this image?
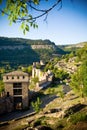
[0,0,87,45]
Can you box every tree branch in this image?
[0,0,62,22]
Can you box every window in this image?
[7,92,9,97]
[13,83,22,88]
[12,76,14,79]
[23,76,25,79]
[13,89,22,95]
[6,76,9,80]
[17,76,19,79]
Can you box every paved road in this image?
[0,107,34,122]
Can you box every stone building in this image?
[32,61,53,91]
[32,61,46,81]
[3,71,29,110]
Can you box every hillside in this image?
[58,42,87,53]
[0,42,87,130]
[0,37,65,68]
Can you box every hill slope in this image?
[0,37,65,68]
[58,42,87,53]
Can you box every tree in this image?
[53,68,69,81]
[0,0,62,34]
[31,97,42,113]
[76,44,87,62]
[0,80,4,94]
[58,90,64,100]
[70,60,87,98]
[70,44,87,98]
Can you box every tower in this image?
[3,71,29,110]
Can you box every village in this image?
[0,55,87,130]
[0,56,81,115]
[0,60,53,114]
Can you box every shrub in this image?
[31,97,42,113]
[70,112,87,124]
[33,119,41,127]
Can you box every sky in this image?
[0,0,87,45]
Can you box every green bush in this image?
[70,112,87,124]
[0,80,4,94]
[32,117,47,127]
[33,119,41,127]
[31,97,42,113]
[51,119,66,130]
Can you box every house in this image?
[3,71,29,110]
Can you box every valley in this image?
[0,38,87,130]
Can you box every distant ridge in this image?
[57,42,87,52]
[64,42,86,48]
[0,37,65,68]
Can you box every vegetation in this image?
[0,37,65,68]
[30,76,39,89]
[70,112,87,124]
[58,42,87,53]
[44,59,69,81]
[0,0,62,34]
[58,90,65,100]
[31,97,42,113]
[0,41,87,130]
[0,0,87,128]
[22,65,32,75]
[0,80,4,94]
[70,44,87,98]
[53,68,69,81]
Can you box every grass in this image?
[43,84,63,95]
[31,116,48,127]
[12,124,29,130]
[70,112,87,124]
[8,83,87,130]
[51,118,68,130]
[48,106,87,130]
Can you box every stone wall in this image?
[3,75,29,83]
[4,83,13,97]
[0,96,13,115]
[22,82,29,109]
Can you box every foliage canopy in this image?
[70,44,87,97]
[0,0,62,34]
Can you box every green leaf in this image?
[33,24,36,28]
[21,22,25,29]
[2,11,5,16]
[35,24,38,28]
[23,29,26,35]
[30,22,33,27]
[33,0,39,5]
[9,21,12,26]
[25,24,29,31]
[0,0,2,4]
[29,15,32,20]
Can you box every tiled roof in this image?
[4,71,28,76]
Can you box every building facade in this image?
[3,71,29,110]
[32,61,53,91]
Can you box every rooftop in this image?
[3,70,28,76]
